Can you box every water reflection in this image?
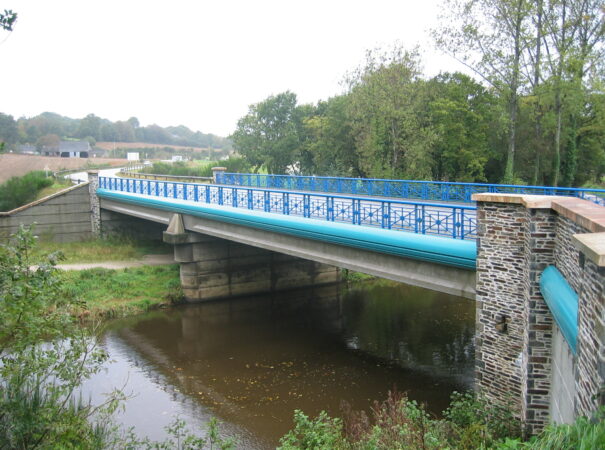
[90,280,474,448]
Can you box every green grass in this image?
[33,237,172,263]
[34,180,73,201]
[60,264,182,319]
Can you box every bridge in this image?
[2,168,603,436]
[96,174,478,299]
[88,170,604,435]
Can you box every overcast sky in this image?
[1,0,463,137]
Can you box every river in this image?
[82,279,475,448]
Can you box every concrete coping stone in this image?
[573,232,605,267]
[551,198,605,233]
[473,192,605,266]
[472,192,556,208]
[0,181,90,216]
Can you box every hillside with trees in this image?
[0,111,233,155]
[232,0,605,187]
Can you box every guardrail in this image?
[99,176,478,240]
[217,173,605,206]
[118,171,213,182]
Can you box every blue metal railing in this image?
[216,173,605,206]
[99,176,477,240]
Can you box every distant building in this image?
[127,152,140,161]
[42,141,91,158]
[171,155,184,162]
[18,144,37,154]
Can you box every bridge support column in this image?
[474,193,605,435]
[163,214,340,302]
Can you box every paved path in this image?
[55,254,175,271]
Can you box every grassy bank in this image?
[60,264,182,319]
[34,237,171,263]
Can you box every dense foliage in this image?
[0,111,232,152]
[145,157,251,178]
[0,227,234,448]
[278,390,605,449]
[232,0,605,187]
[0,170,53,211]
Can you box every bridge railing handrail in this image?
[99,176,478,240]
[215,172,605,206]
[119,171,214,182]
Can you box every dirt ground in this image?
[0,154,126,183]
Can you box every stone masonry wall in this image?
[521,208,556,433]
[474,193,605,435]
[475,201,527,413]
[573,251,605,417]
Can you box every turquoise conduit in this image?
[540,266,578,354]
[97,189,477,270]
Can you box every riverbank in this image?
[59,263,182,319]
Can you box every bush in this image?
[145,156,250,179]
[0,170,53,211]
[278,390,525,450]
[0,226,234,448]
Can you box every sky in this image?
[1,0,463,137]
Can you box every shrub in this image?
[0,170,53,211]
[278,410,346,450]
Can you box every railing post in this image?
[264,191,270,212]
[87,170,101,238]
[326,196,334,221]
[303,194,310,218]
[283,192,289,215]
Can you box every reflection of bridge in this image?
[89,171,604,435]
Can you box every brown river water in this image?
[83,279,475,448]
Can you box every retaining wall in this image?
[0,183,92,242]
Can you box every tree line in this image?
[0,111,232,151]
[232,0,605,187]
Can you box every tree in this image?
[345,46,436,179]
[302,95,362,177]
[35,133,60,151]
[0,227,112,447]
[100,122,118,141]
[0,9,16,31]
[231,91,303,173]
[0,112,18,150]
[434,0,533,183]
[76,113,102,140]
[114,120,135,142]
[426,73,496,182]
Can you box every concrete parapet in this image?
[0,182,92,242]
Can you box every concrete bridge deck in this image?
[98,187,477,299]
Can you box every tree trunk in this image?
[532,0,543,186]
[503,0,524,184]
